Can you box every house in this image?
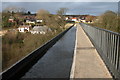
[18,25,31,32]
[25,19,43,24]
[71,18,77,22]
[30,26,51,34]
[8,19,14,22]
[36,19,43,23]
[8,16,14,22]
[65,17,69,20]
[80,19,86,23]
[25,19,36,24]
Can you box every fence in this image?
[1,25,74,80]
[80,23,120,78]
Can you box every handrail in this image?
[80,23,120,79]
[1,25,74,80]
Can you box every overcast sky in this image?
[2,0,120,2]
[2,2,119,16]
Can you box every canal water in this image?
[22,27,76,78]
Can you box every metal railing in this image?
[1,25,74,80]
[80,23,120,78]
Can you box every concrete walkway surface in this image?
[73,24,112,78]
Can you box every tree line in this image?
[93,11,120,33]
[2,7,68,31]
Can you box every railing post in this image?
[116,36,120,72]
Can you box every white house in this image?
[18,25,31,32]
[26,20,35,24]
[36,19,43,23]
[65,17,69,20]
[80,19,86,23]
[30,26,51,34]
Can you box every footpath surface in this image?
[74,24,112,78]
[22,27,76,78]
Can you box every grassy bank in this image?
[2,30,62,71]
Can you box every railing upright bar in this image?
[107,33,110,60]
[103,31,105,55]
[114,36,118,70]
[113,35,117,67]
[111,34,114,64]
[117,36,120,72]
[110,33,113,63]
[99,30,101,48]
[106,32,109,58]
[105,31,107,57]
[116,36,119,70]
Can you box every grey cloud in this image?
[2,0,119,2]
[2,2,118,15]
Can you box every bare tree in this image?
[57,8,68,15]
[56,8,67,28]
[36,9,50,25]
[3,6,27,14]
[36,9,66,31]
[36,9,50,19]
[0,12,2,30]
